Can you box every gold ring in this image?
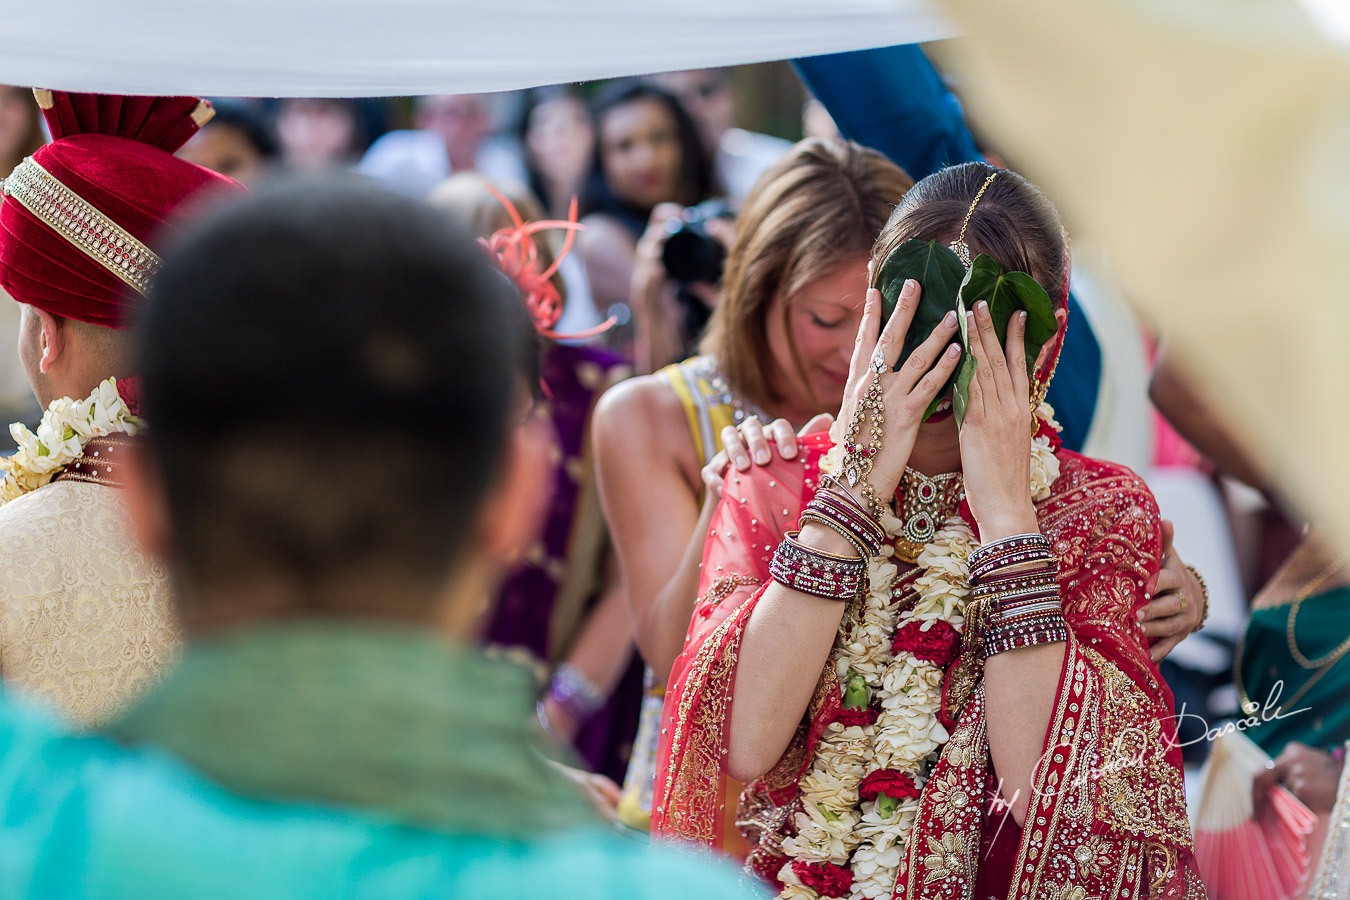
[1178,593,1188,613]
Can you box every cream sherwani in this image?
[0,478,177,727]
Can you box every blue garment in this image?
[0,625,760,900]
[793,45,1102,451]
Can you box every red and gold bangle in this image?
[810,481,885,552]
[770,531,867,601]
[798,511,874,561]
[969,533,1052,580]
[983,618,1069,657]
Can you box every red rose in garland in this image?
[790,860,853,898]
[115,375,144,419]
[858,768,920,803]
[892,619,961,669]
[833,706,879,728]
[859,768,921,821]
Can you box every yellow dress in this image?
[616,355,764,840]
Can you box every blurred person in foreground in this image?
[0,90,245,726]
[1154,352,1350,887]
[0,176,756,900]
[429,172,639,784]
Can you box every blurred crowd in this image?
[0,46,1344,895]
[0,61,1326,778]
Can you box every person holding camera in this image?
[577,82,716,365]
[593,138,912,838]
[627,197,732,374]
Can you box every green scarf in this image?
[107,621,596,838]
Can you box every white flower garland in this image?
[0,377,140,504]
[777,403,1060,900]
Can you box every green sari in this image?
[1237,584,1350,756]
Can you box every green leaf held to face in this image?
[952,254,1058,429]
[875,241,1059,430]
[958,254,1057,377]
[875,240,966,420]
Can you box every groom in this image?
[0,177,750,899]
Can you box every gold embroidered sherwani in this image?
[0,477,177,727]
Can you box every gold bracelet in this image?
[1185,564,1210,634]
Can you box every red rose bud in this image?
[892,619,961,669]
[858,768,920,803]
[1034,415,1063,449]
[790,860,853,898]
[833,706,879,728]
[115,375,145,418]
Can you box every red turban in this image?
[0,91,247,329]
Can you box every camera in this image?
[661,198,732,284]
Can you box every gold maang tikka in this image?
[949,170,998,268]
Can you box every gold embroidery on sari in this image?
[737,781,799,882]
[1043,885,1088,900]
[663,596,753,842]
[1088,648,1193,848]
[921,833,971,885]
[900,686,988,899]
[694,574,760,617]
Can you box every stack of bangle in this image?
[770,530,867,601]
[969,533,1069,658]
[799,479,886,559]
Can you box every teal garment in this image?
[105,621,595,837]
[1238,585,1350,757]
[0,622,761,900]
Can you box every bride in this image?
[654,161,1203,899]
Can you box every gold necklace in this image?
[1235,555,1349,715]
[893,468,964,564]
[1287,556,1350,668]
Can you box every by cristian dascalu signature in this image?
[972,680,1309,855]
[1169,678,1310,747]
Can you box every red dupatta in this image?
[653,432,1204,898]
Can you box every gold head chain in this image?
[949,170,998,268]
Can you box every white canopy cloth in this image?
[0,0,953,97]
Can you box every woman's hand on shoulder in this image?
[959,302,1040,541]
[1137,520,1206,661]
[701,413,833,498]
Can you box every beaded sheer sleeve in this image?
[652,438,823,852]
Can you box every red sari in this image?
[652,431,1204,899]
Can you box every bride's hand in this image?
[838,280,962,503]
[959,301,1040,541]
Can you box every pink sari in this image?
[653,431,1204,898]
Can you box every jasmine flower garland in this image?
[0,377,140,504]
[776,403,1060,900]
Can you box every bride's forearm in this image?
[982,641,1066,827]
[726,523,855,783]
